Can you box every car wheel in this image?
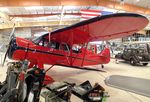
[130,58,136,66]
[143,63,148,66]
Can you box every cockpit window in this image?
[32,36,61,49]
[48,42,59,49]
[34,37,48,46]
[59,43,70,51]
[32,37,42,45]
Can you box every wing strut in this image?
[45,64,55,72]
[69,30,74,66]
[81,24,89,67]
[81,42,88,67]
[48,32,51,43]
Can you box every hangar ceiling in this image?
[113,0,150,8]
[0,0,150,30]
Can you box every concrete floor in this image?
[0,59,150,102]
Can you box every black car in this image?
[115,44,150,66]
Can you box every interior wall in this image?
[0,27,31,44]
[14,28,31,38]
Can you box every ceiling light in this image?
[25,6,43,10]
[117,10,126,13]
[64,6,77,10]
[103,8,118,13]
[0,8,9,12]
[14,18,23,22]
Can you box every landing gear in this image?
[101,64,104,68]
[115,59,119,64]
[130,58,136,66]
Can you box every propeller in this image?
[2,24,15,66]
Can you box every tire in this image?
[130,58,136,66]
[143,63,148,66]
[101,64,104,68]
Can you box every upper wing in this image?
[44,13,148,45]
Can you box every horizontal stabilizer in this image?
[105,75,150,97]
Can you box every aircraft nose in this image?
[7,37,17,59]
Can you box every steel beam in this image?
[0,20,79,29]
[0,0,149,15]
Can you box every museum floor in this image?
[0,59,150,102]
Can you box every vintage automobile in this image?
[115,44,150,66]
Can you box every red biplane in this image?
[4,13,148,70]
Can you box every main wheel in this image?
[101,64,104,68]
[143,63,148,66]
[130,58,136,66]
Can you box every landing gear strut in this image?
[101,64,104,68]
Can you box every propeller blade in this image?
[2,46,9,66]
[9,23,15,40]
[2,24,15,66]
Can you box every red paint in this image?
[13,37,111,67]
[43,75,55,85]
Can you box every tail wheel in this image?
[101,64,104,68]
[143,63,148,66]
[130,58,136,66]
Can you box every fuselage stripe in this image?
[17,46,98,63]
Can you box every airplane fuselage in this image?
[8,37,110,68]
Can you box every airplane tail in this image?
[99,47,110,64]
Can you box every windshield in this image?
[32,36,60,49]
[32,37,43,45]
